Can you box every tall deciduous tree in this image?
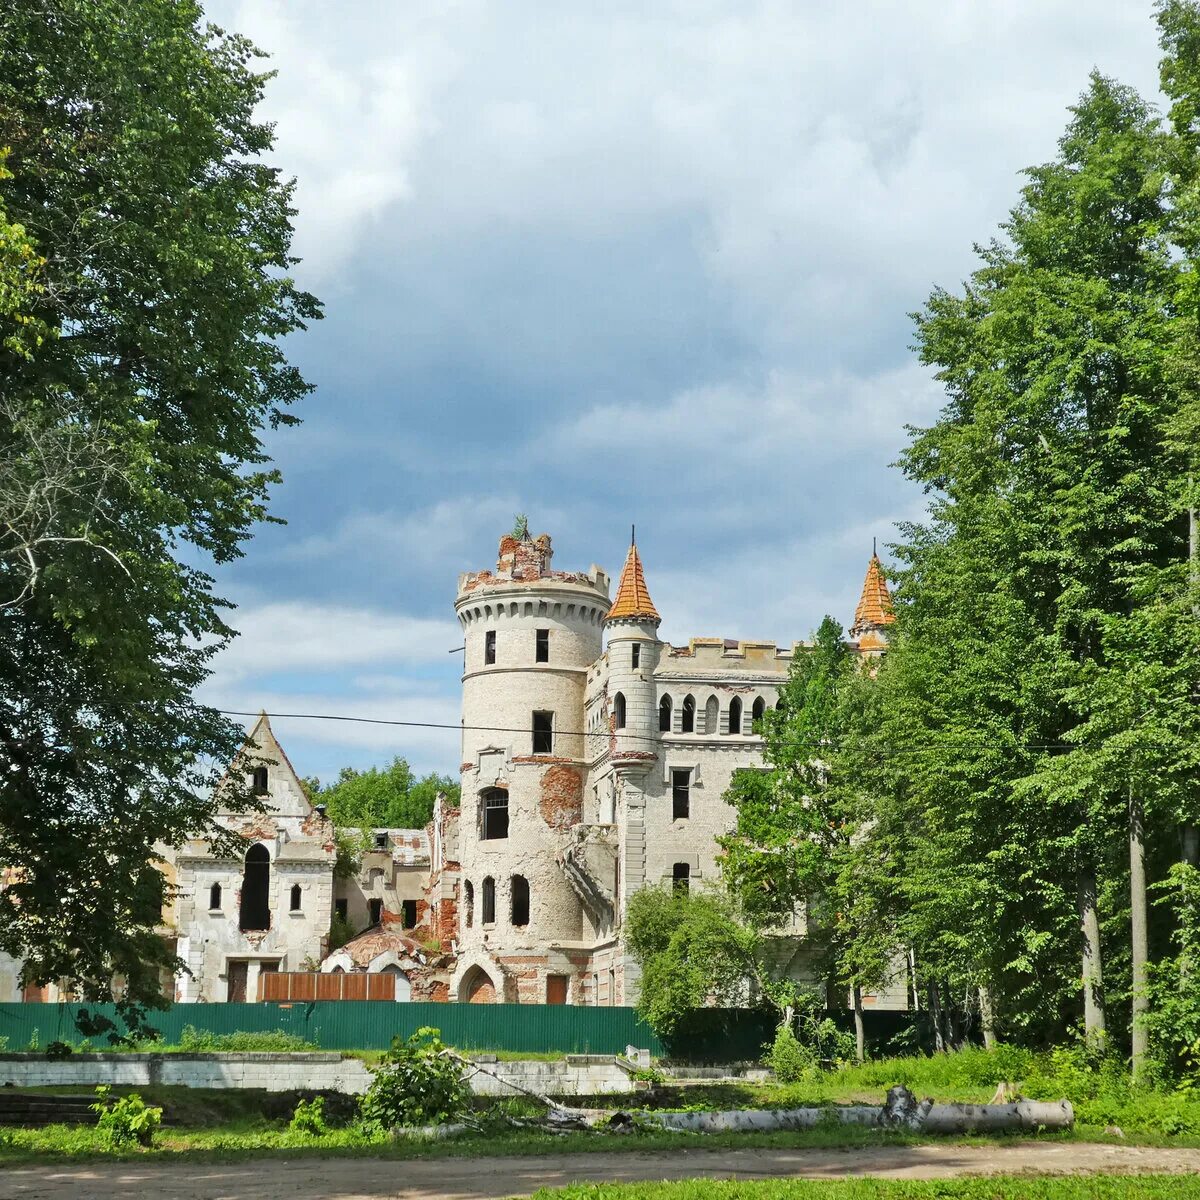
[311,759,461,831]
[721,617,896,1061]
[0,0,319,1025]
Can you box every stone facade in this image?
[448,529,906,1011]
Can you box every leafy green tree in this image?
[313,759,460,830]
[0,0,318,1026]
[721,617,896,1060]
[625,885,763,1039]
[891,55,1200,1068]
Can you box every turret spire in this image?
[606,537,659,622]
[852,551,894,639]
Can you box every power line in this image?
[216,709,1079,754]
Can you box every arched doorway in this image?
[379,964,412,1002]
[460,966,496,1004]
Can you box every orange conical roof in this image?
[606,542,660,622]
[853,554,894,631]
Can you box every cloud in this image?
[209,602,462,681]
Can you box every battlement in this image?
[661,637,798,670]
[457,532,610,600]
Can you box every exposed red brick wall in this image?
[539,764,583,830]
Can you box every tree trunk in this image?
[1078,868,1106,1045]
[942,979,960,1049]
[852,984,865,1063]
[979,985,997,1050]
[908,948,920,1011]
[928,981,946,1054]
[1130,784,1150,1082]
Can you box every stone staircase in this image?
[0,1091,98,1126]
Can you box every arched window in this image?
[613,692,626,729]
[681,694,696,734]
[480,787,509,840]
[659,695,672,731]
[482,876,496,925]
[728,696,743,736]
[380,964,412,1002]
[672,862,691,893]
[752,696,766,724]
[238,844,270,931]
[290,884,302,912]
[251,766,268,795]
[705,695,719,734]
[464,880,475,929]
[511,875,530,927]
[208,882,222,911]
[776,697,785,711]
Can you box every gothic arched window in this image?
[239,844,270,931]
[613,692,626,730]
[728,696,743,736]
[681,695,696,734]
[659,694,672,731]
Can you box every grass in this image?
[528,1182,1200,1200]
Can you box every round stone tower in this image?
[452,528,611,1003]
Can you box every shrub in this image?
[358,1026,470,1132]
[89,1086,162,1148]
[175,1024,315,1053]
[45,1040,73,1060]
[767,1023,817,1082]
[288,1095,328,1136]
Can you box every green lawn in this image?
[528,1182,1200,1200]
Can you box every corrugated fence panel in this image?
[0,1002,666,1056]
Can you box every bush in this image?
[767,1024,817,1083]
[358,1026,470,1132]
[288,1095,328,1136]
[89,1086,162,1148]
[174,1025,316,1053]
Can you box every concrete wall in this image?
[0,1053,637,1096]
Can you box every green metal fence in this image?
[0,1002,917,1060]
[0,1001,666,1056]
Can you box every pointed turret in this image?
[606,541,660,624]
[851,553,894,651]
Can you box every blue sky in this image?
[197,0,1165,783]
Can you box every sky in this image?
[197,0,1166,783]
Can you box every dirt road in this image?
[3,1142,1200,1200]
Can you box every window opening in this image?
[464,880,474,928]
[511,875,530,927]
[613,692,626,729]
[535,628,549,662]
[485,630,496,664]
[632,642,640,668]
[532,710,554,754]
[334,898,348,922]
[705,694,719,734]
[482,876,496,924]
[546,974,568,1005]
[251,766,268,795]
[672,862,691,893]
[659,695,672,731]
[728,696,743,736]
[209,883,222,911]
[672,769,691,820]
[289,884,302,912]
[238,844,270,931]
[401,899,418,928]
[681,695,695,734]
[481,788,509,840]
[752,696,766,724]
[374,831,388,850]
[368,898,383,925]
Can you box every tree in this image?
[311,759,461,830]
[0,0,319,1028]
[720,617,896,1061]
[892,58,1200,1064]
[625,885,764,1039]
